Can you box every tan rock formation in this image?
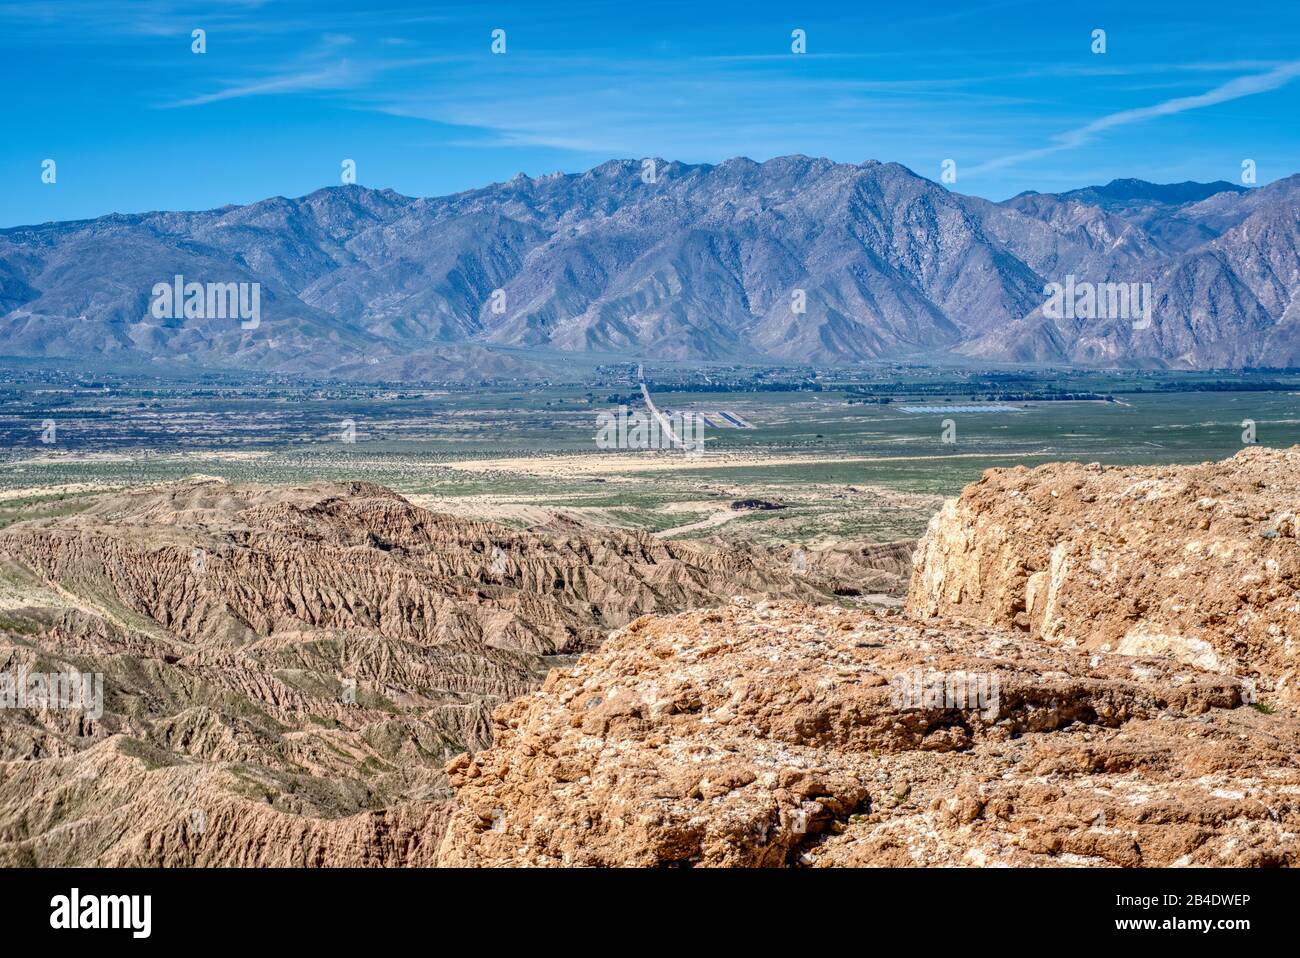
[436,599,1298,867]
[437,447,1300,868]
[907,445,1300,701]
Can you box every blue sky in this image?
[2,0,1298,227]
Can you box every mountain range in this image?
[2,156,1298,378]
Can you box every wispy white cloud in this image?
[168,63,359,107]
[0,0,275,37]
[162,27,458,109]
[0,0,453,40]
[970,60,1300,175]
[1011,59,1293,80]
[359,52,1028,161]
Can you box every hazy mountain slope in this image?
[962,175,1300,367]
[1,158,1297,374]
[1056,177,1247,208]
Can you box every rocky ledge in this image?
[908,445,1300,702]
[437,599,1298,867]
[438,448,1300,867]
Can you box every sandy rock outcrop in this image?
[436,599,1299,867]
[0,480,840,866]
[907,446,1300,701]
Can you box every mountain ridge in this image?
[3,157,1298,376]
